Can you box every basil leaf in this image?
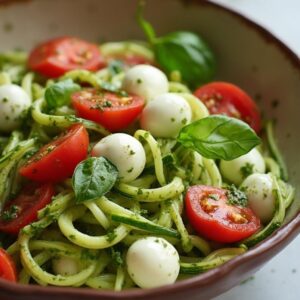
[137,1,156,43]
[178,115,261,160]
[72,157,118,203]
[137,3,215,87]
[153,32,216,88]
[45,79,80,109]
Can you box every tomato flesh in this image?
[194,82,261,133]
[185,185,260,243]
[19,124,89,182]
[71,89,145,132]
[0,249,17,282]
[28,36,106,78]
[0,183,55,235]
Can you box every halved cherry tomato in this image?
[28,36,106,78]
[0,248,17,282]
[185,185,260,243]
[71,89,145,132]
[0,183,55,235]
[194,82,261,133]
[19,124,89,182]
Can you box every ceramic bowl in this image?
[0,0,299,299]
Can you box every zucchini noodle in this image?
[0,38,295,292]
[100,41,154,62]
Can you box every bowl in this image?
[0,0,299,299]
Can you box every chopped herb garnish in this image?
[106,229,117,242]
[2,205,20,221]
[81,249,98,261]
[111,248,124,266]
[240,163,254,179]
[208,194,219,201]
[127,167,134,173]
[102,100,112,108]
[226,184,248,207]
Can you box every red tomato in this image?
[19,124,89,182]
[28,36,106,78]
[0,183,55,235]
[185,185,260,243]
[71,89,145,132]
[194,82,261,133]
[0,249,17,282]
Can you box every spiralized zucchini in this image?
[0,40,295,291]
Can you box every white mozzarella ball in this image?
[140,93,192,138]
[0,84,31,132]
[52,257,79,276]
[122,64,168,102]
[241,173,275,224]
[91,133,146,183]
[126,237,180,289]
[220,148,266,186]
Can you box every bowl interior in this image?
[0,0,299,299]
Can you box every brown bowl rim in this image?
[0,0,299,298]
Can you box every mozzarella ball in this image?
[0,84,31,132]
[220,148,266,186]
[126,237,180,288]
[123,65,168,102]
[140,93,192,138]
[91,133,146,182]
[241,173,275,224]
[52,257,79,276]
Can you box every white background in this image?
[211,1,300,299]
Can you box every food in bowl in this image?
[0,2,295,291]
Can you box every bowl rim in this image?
[0,0,300,298]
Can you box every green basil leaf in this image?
[177,115,261,160]
[136,1,156,43]
[45,79,80,109]
[136,3,215,88]
[153,31,216,88]
[72,157,118,203]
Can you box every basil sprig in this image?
[45,79,80,110]
[137,2,216,88]
[72,157,118,203]
[178,115,261,160]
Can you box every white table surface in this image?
[211,1,300,299]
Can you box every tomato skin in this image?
[71,89,145,132]
[28,36,106,78]
[185,185,260,243]
[0,249,17,282]
[194,82,261,133]
[19,124,89,183]
[0,183,55,235]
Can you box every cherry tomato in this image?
[19,124,89,182]
[28,36,105,78]
[0,183,55,235]
[71,89,145,132]
[194,82,261,133]
[185,185,260,243]
[0,248,17,282]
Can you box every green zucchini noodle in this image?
[100,41,154,62]
[0,38,295,292]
